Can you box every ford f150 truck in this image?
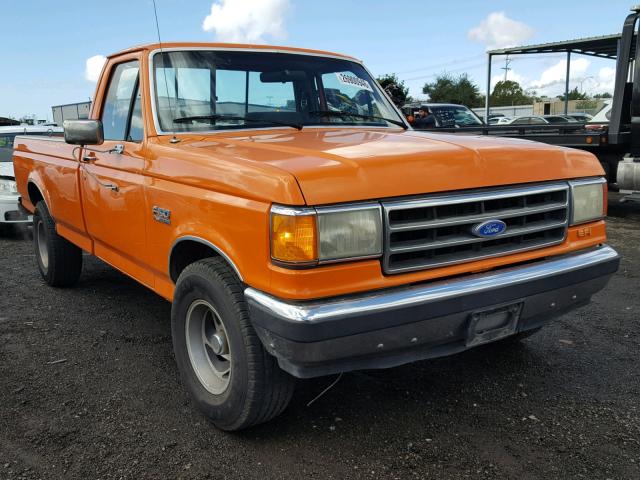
[13,43,620,431]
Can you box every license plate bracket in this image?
[466,302,523,347]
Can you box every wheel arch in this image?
[26,179,49,212]
[169,236,243,284]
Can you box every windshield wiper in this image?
[172,114,303,131]
[308,110,407,129]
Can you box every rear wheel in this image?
[33,201,82,287]
[171,257,295,431]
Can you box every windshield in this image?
[152,50,405,132]
[429,106,483,127]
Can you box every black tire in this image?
[171,257,295,431]
[33,201,82,287]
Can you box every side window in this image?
[101,61,140,141]
[128,87,144,142]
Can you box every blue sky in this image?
[1,0,634,120]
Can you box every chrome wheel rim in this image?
[36,220,48,270]
[185,300,232,395]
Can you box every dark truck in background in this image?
[416,6,640,193]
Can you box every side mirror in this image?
[63,120,104,145]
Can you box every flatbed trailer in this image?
[427,6,640,190]
[434,124,610,148]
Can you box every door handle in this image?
[80,164,119,192]
[101,183,119,192]
[110,144,124,155]
[78,144,123,162]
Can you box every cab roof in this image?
[108,42,360,63]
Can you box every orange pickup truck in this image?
[13,42,619,430]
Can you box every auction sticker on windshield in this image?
[335,72,373,92]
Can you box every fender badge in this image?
[152,206,171,225]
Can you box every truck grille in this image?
[382,183,570,274]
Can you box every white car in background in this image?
[589,100,613,124]
[0,125,63,234]
[495,116,514,125]
[584,101,613,132]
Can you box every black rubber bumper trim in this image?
[253,275,611,378]
[246,248,619,343]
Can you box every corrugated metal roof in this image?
[488,33,633,59]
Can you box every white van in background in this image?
[0,125,63,233]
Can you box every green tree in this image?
[576,99,598,110]
[593,92,613,98]
[557,87,587,101]
[422,73,484,107]
[376,74,411,107]
[490,80,534,106]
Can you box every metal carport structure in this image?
[484,32,632,120]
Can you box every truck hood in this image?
[0,163,15,179]
[184,129,603,205]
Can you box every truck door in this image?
[80,59,153,287]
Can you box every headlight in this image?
[270,204,382,265]
[570,178,606,225]
[0,178,18,195]
[317,205,382,261]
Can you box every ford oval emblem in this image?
[472,219,507,238]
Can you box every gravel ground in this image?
[1,198,639,480]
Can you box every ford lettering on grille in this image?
[472,220,507,238]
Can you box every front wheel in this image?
[171,257,295,431]
[33,201,82,287]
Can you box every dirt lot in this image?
[1,199,639,480]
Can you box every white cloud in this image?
[202,0,290,43]
[468,12,534,50]
[491,70,525,90]
[529,58,590,96]
[593,66,616,94]
[85,55,106,82]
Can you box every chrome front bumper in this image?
[245,245,619,378]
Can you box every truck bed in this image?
[12,135,86,246]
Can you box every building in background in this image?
[532,98,606,116]
[472,105,534,119]
[51,101,91,126]
[0,117,20,127]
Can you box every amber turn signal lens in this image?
[271,213,317,263]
